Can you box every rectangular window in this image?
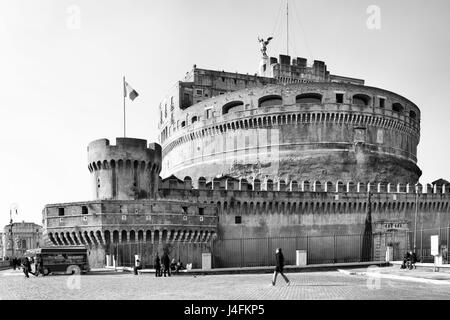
[336,93,344,103]
[235,216,242,224]
[379,97,385,108]
[81,206,88,215]
[206,108,212,119]
[199,208,204,215]
[195,89,203,96]
[58,208,65,216]
[182,206,188,214]
[219,92,225,95]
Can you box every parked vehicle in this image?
[25,246,90,275]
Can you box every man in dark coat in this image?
[162,252,171,277]
[154,254,161,277]
[22,258,31,278]
[272,248,290,286]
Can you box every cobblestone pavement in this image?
[366,266,450,280]
[0,269,449,300]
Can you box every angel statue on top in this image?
[258,36,273,57]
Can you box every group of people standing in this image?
[153,252,185,277]
[10,256,44,278]
[133,252,185,276]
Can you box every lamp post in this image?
[9,203,18,258]
[9,210,14,258]
[413,188,419,253]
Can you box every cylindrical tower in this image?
[87,138,162,200]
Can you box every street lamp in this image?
[9,203,18,258]
[413,187,419,253]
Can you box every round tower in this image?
[87,138,162,200]
[161,82,421,185]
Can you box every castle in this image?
[42,52,450,268]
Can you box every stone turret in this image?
[87,138,162,200]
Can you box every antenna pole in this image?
[286,0,289,55]
[123,76,126,138]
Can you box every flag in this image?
[124,80,139,101]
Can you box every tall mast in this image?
[286,0,289,55]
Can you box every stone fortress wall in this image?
[160,176,450,240]
[43,199,217,247]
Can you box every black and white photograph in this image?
[1,0,450,309]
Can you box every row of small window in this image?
[58,206,88,216]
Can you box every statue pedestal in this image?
[259,56,269,77]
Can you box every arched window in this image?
[296,93,322,104]
[222,101,244,115]
[191,116,198,124]
[352,94,371,106]
[258,95,282,108]
[392,103,404,113]
[181,121,186,127]
[409,110,417,119]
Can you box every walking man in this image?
[272,248,290,286]
[22,258,31,278]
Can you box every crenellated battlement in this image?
[160,175,450,195]
[88,138,161,168]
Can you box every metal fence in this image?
[413,226,450,263]
[212,234,377,268]
[106,242,211,269]
[107,227,450,269]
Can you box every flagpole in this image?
[123,76,126,138]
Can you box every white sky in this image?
[1,0,449,228]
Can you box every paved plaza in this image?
[0,268,449,300]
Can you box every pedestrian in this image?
[22,258,31,278]
[170,258,177,272]
[176,259,185,273]
[133,259,142,275]
[154,253,161,277]
[272,248,290,286]
[162,252,171,277]
[34,256,43,277]
[401,251,411,269]
[12,257,17,270]
[410,251,419,269]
